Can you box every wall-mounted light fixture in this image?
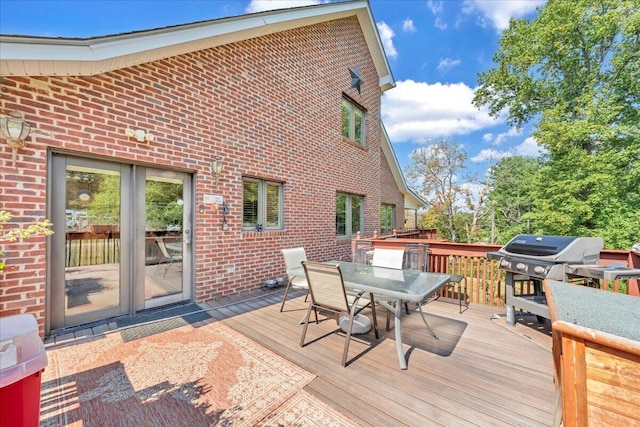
[125,127,155,142]
[211,157,223,182]
[0,111,31,167]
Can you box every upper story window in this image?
[243,178,283,231]
[380,204,395,235]
[341,97,365,145]
[336,193,363,237]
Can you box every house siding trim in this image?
[0,1,394,91]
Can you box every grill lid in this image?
[498,234,604,264]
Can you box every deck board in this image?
[203,289,555,426]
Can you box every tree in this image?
[405,137,467,242]
[462,168,495,244]
[86,175,121,226]
[487,156,540,243]
[145,181,184,230]
[473,0,640,249]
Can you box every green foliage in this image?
[473,0,640,249]
[487,156,540,243]
[145,181,183,230]
[0,211,54,271]
[86,174,121,226]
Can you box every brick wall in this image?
[0,16,404,334]
[380,148,407,233]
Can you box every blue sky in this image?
[0,0,546,184]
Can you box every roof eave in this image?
[380,124,427,210]
[0,0,395,91]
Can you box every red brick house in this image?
[0,1,424,336]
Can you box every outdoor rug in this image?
[40,320,340,426]
[256,390,361,427]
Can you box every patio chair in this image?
[299,261,378,366]
[352,240,372,264]
[371,248,410,330]
[371,248,404,269]
[280,247,309,312]
[155,238,182,278]
[403,243,429,272]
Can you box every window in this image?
[243,178,283,230]
[341,98,365,145]
[336,193,363,237]
[380,204,395,235]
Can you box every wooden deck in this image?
[203,289,556,427]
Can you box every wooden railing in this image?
[64,227,639,302]
[352,233,640,307]
[65,230,181,268]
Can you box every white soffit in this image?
[0,0,394,91]
[380,124,426,210]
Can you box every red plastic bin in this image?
[0,315,48,427]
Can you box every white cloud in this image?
[245,0,326,13]
[382,80,501,142]
[462,0,545,32]
[495,128,520,145]
[427,1,444,15]
[434,17,448,30]
[515,136,546,157]
[482,133,493,142]
[403,19,417,33]
[437,58,461,72]
[483,127,521,146]
[474,135,546,162]
[376,21,398,59]
[427,1,447,30]
[470,148,511,163]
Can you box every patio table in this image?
[287,261,451,369]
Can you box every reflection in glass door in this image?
[50,156,192,332]
[50,157,131,329]
[141,169,191,309]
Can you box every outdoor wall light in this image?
[0,111,31,168]
[125,127,155,142]
[211,157,223,181]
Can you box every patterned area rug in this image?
[257,390,361,427]
[41,320,333,426]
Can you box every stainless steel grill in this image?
[487,234,604,325]
[488,234,604,280]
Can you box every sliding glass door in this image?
[49,155,192,331]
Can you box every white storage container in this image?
[0,314,47,388]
